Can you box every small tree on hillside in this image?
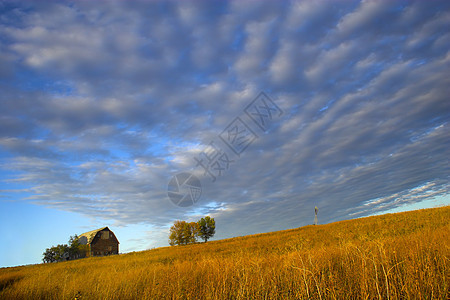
[169,220,186,246]
[197,216,215,243]
[43,244,69,263]
[43,247,57,263]
[68,235,80,257]
[187,221,199,244]
[43,235,89,263]
[169,221,200,246]
[68,234,89,259]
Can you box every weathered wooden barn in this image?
[78,227,119,257]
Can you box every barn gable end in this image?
[79,227,119,257]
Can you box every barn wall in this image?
[90,229,119,256]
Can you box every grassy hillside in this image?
[1,206,448,299]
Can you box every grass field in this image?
[0,206,448,299]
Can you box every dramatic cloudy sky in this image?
[1,0,449,267]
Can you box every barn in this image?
[78,227,119,257]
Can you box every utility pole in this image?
[314,206,318,225]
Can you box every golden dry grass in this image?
[1,206,449,299]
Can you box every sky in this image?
[0,0,449,268]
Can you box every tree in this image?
[42,234,89,263]
[197,216,215,243]
[186,222,199,244]
[68,235,89,259]
[43,247,57,263]
[68,235,80,257]
[54,244,70,261]
[169,220,186,246]
[42,244,69,263]
[169,221,199,246]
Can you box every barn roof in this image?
[79,227,109,244]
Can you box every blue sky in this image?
[1,0,449,268]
